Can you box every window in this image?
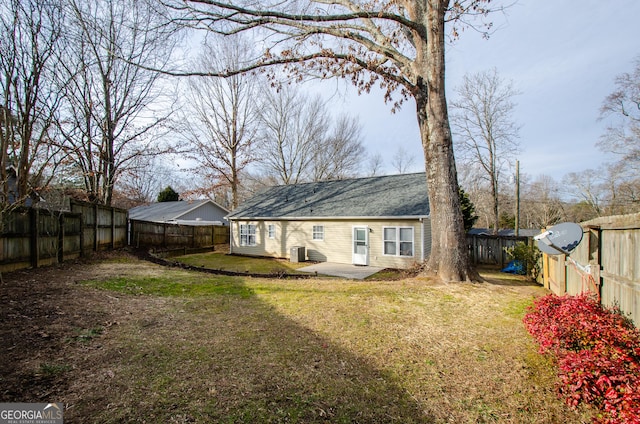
[383,226,414,257]
[383,227,397,255]
[268,224,276,239]
[312,225,324,241]
[239,224,256,246]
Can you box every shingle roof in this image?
[129,200,226,222]
[468,228,540,237]
[228,173,430,220]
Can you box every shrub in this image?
[504,241,542,280]
[523,293,640,424]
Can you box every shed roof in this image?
[228,173,430,220]
[129,200,228,222]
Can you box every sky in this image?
[311,0,640,182]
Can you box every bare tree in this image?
[310,114,365,181]
[563,169,604,218]
[258,86,328,185]
[450,68,521,234]
[115,155,177,207]
[179,36,261,208]
[391,145,417,174]
[0,0,65,206]
[457,161,493,228]
[597,57,640,215]
[258,87,365,184]
[522,174,564,229]
[163,0,500,282]
[366,152,384,177]
[599,55,640,172]
[598,163,640,215]
[57,0,178,205]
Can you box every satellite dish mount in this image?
[535,222,590,274]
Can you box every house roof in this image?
[468,228,540,237]
[129,200,228,222]
[228,173,430,220]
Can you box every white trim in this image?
[312,224,325,241]
[382,226,415,258]
[239,223,257,246]
[352,225,369,265]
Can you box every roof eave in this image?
[227,215,431,221]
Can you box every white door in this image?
[353,226,369,265]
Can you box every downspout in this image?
[420,217,425,263]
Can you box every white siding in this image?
[231,218,432,269]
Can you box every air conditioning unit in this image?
[290,246,306,263]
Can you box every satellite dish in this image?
[534,222,583,255]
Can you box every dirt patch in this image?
[0,252,167,402]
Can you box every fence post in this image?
[58,213,65,263]
[163,222,167,247]
[94,204,99,252]
[111,207,116,249]
[79,211,85,257]
[30,208,39,268]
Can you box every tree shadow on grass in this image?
[1,266,433,423]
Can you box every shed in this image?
[129,200,229,225]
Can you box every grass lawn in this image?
[1,254,595,423]
[174,250,314,275]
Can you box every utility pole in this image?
[514,160,520,237]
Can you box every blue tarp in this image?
[502,260,525,275]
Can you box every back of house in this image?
[227,173,431,269]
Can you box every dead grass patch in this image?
[0,253,594,423]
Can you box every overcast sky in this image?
[316,0,640,183]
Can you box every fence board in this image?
[467,234,530,267]
[542,213,640,327]
[0,201,127,272]
[130,220,229,250]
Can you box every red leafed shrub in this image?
[523,293,640,424]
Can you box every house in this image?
[226,173,431,269]
[4,166,42,206]
[129,199,229,225]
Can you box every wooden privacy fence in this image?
[129,219,230,250]
[541,213,640,326]
[0,201,128,272]
[467,233,531,268]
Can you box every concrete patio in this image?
[297,262,383,280]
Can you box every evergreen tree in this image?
[157,186,179,202]
[459,188,479,232]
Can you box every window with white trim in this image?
[383,226,414,257]
[268,224,276,239]
[312,225,324,241]
[239,224,256,246]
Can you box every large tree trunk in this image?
[418,0,477,282]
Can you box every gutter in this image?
[227,215,431,221]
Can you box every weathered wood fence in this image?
[542,213,640,326]
[129,219,229,250]
[467,233,531,268]
[0,201,128,272]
